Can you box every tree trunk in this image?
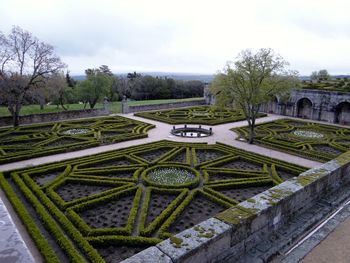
[13,112,20,127]
[247,112,258,144]
[89,98,97,109]
[248,124,254,144]
[59,97,67,110]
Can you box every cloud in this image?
[0,0,349,75]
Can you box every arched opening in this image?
[297,98,313,119]
[334,102,350,124]
[267,96,278,114]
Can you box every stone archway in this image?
[296,98,313,119]
[334,101,350,124]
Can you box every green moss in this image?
[193,226,216,239]
[335,151,350,166]
[247,198,256,203]
[216,207,256,225]
[296,177,312,186]
[268,188,294,200]
[170,236,184,248]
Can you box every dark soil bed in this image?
[56,183,113,202]
[79,195,135,229]
[168,195,226,234]
[81,157,137,168]
[32,168,66,186]
[96,244,150,263]
[217,158,262,170]
[145,193,178,227]
[167,149,187,163]
[135,147,172,162]
[195,149,227,163]
[312,144,342,155]
[217,185,270,202]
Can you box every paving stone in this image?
[0,199,34,263]
[156,217,231,263]
[120,247,173,263]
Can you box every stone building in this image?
[204,86,350,125]
[260,89,350,125]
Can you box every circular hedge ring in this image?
[141,164,200,188]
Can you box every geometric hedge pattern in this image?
[0,140,306,263]
[134,106,267,125]
[233,119,350,162]
[0,116,154,164]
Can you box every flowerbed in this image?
[0,116,154,164]
[134,106,267,125]
[233,119,350,162]
[0,140,306,262]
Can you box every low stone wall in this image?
[121,151,350,263]
[124,99,206,113]
[0,108,109,127]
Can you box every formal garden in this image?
[234,119,350,162]
[0,140,306,262]
[134,106,267,125]
[0,116,154,164]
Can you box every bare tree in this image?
[0,26,66,126]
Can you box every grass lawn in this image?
[0,97,204,117]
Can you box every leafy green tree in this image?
[47,72,75,110]
[310,71,318,81]
[317,69,330,81]
[76,67,114,109]
[65,71,77,87]
[210,48,299,144]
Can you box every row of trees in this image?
[310,69,331,81]
[0,26,204,126]
[46,68,204,110]
[112,72,203,101]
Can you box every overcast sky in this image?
[1,0,349,75]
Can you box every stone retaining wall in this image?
[0,108,109,127]
[123,99,206,113]
[122,151,350,263]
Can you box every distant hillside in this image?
[73,72,214,82]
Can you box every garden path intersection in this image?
[0,111,349,263]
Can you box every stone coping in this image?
[120,151,350,263]
[0,199,34,263]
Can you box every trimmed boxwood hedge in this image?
[0,115,155,164]
[0,140,307,262]
[233,119,350,162]
[134,105,267,125]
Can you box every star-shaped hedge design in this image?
[0,140,306,262]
